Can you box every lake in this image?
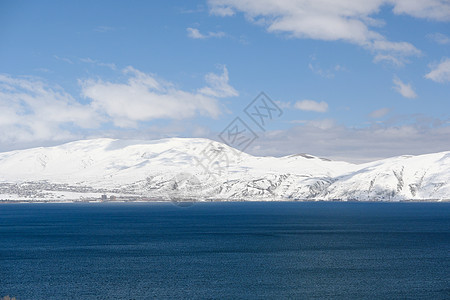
[0,202,449,299]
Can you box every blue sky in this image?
[1,0,449,162]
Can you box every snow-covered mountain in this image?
[0,138,448,201]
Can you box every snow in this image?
[0,138,448,201]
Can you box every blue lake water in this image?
[0,202,449,299]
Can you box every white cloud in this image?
[0,74,100,145]
[198,65,239,97]
[369,107,390,118]
[425,57,450,83]
[80,66,237,128]
[373,54,407,66]
[207,0,450,62]
[391,0,450,21]
[368,39,420,56]
[187,28,205,39]
[186,27,226,39]
[393,77,417,98]
[427,32,450,44]
[294,100,329,112]
[0,66,239,149]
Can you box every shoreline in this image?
[1,198,449,204]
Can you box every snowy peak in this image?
[0,138,448,201]
[285,153,332,161]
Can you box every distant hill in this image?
[0,138,448,201]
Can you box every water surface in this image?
[0,202,449,299]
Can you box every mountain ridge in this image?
[0,138,448,202]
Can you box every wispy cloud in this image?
[427,32,450,45]
[294,100,329,113]
[54,55,73,64]
[373,54,407,66]
[274,101,292,109]
[94,26,114,33]
[80,57,117,70]
[177,5,205,14]
[425,57,450,83]
[34,68,52,73]
[308,62,345,78]
[186,27,226,39]
[393,77,417,98]
[369,108,390,119]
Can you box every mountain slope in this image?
[326,152,450,200]
[0,138,448,201]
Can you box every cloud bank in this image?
[248,116,450,163]
[0,74,99,145]
[0,66,238,147]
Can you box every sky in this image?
[1,0,449,163]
